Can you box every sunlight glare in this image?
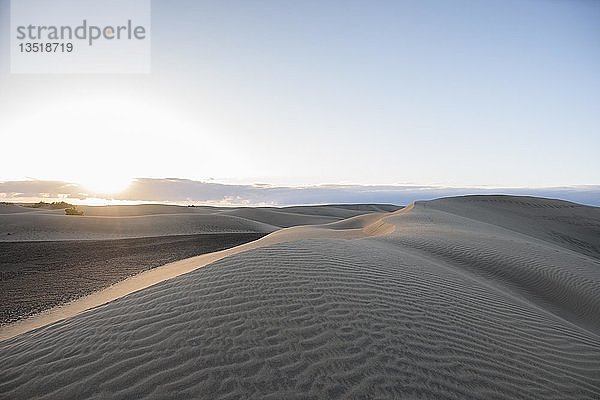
[79,176,133,195]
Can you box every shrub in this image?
[65,207,84,216]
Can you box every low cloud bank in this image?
[1,178,599,207]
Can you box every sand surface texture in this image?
[1,196,599,399]
[0,204,392,326]
[0,233,265,324]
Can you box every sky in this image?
[0,0,599,204]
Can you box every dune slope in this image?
[0,233,265,324]
[0,203,394,241]
[1,196,599,399]
[0,204,390,325]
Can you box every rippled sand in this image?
[1,196,599,399]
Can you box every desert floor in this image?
[1,196,599,399]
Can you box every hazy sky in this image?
[1,0,599,195]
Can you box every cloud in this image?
[0,180,89,200]
[1,178,599,207]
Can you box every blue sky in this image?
[0,0,599,198]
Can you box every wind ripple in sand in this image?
[1,196,600,399]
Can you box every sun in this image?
[79,176,133,196]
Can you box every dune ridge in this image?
[0,203,396,241]
[1,196,599,399]
[0,210,396,341]
[0,204,394,327]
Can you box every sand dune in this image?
[424,195,600,259]
[218,204,401,229]
[0,213,277,241]
[0,203,393,241]
[219,208,341,228]
[0,210,398,339]
[0,233,265,324]
[0,204,389,325]
[1,196,599,399]
[77,204,229,217]
[0,204,48,215]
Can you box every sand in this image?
[1,196,599,399]
[0,233,265,324]
[0,204,389,326]
[0,203,394,241]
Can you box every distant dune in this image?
[0,203,396,241]
[1,196,599,399]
